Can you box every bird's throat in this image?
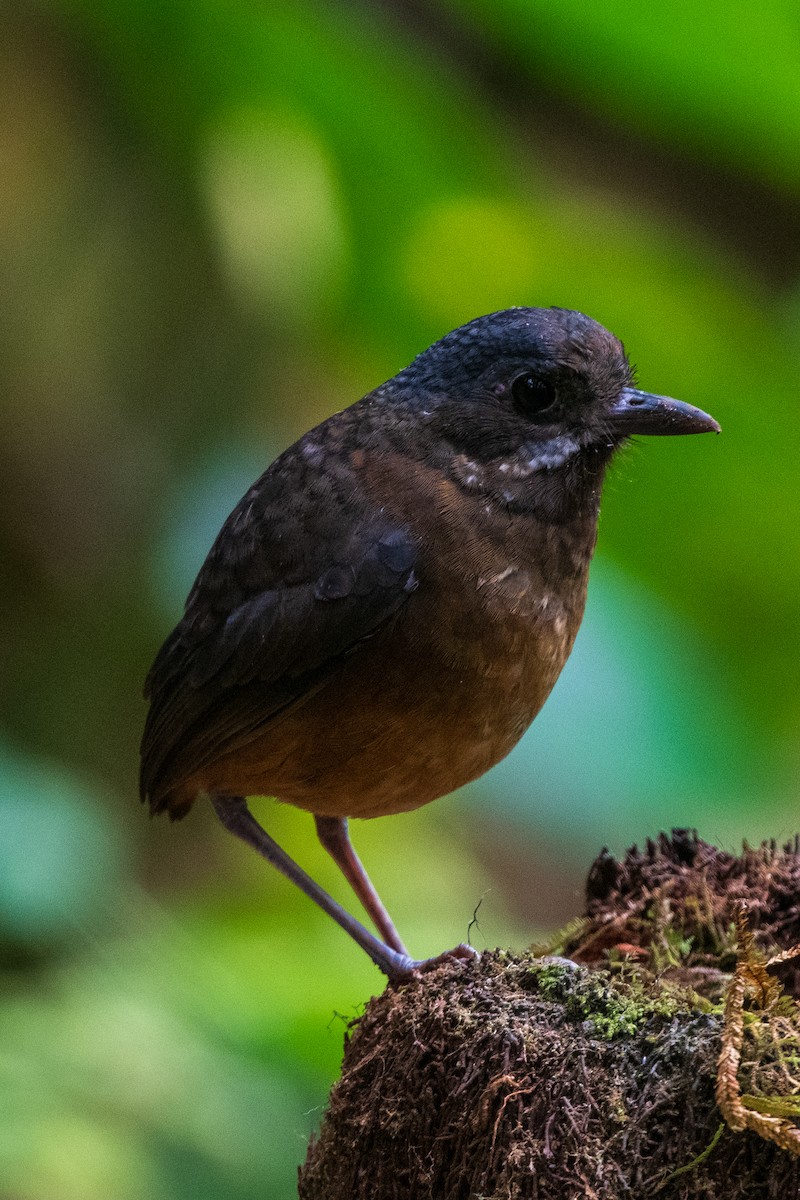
[448,439,612,530]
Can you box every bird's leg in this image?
[314,816,408,956]
[211,796,427,979]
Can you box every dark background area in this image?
[3,2,800,1196]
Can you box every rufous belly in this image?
[190,565,585,819]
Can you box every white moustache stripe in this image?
[498,435,581,477]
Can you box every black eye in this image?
[511,373,557,419]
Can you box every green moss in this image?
[524,960,683,1040]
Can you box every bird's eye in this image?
[511,373,557,419]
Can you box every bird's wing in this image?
[140,440,418,812]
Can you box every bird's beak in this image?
[609,387,721,436]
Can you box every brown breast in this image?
[192,452,594,819]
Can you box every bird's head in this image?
[384,306,719,518]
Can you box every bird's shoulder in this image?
[148,408,420,697]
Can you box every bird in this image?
[140,306,719,980]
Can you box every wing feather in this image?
[140,441,418,813]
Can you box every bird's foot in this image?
[384,942,478,983]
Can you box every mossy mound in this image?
[299,833,800,1199]
[568,829,800,999]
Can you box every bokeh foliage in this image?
[3,1,800,1196]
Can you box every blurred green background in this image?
[3,0,800,1195]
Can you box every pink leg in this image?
[315,815,408,956]
[211,797,477,981]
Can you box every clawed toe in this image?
[386,942,479,982]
